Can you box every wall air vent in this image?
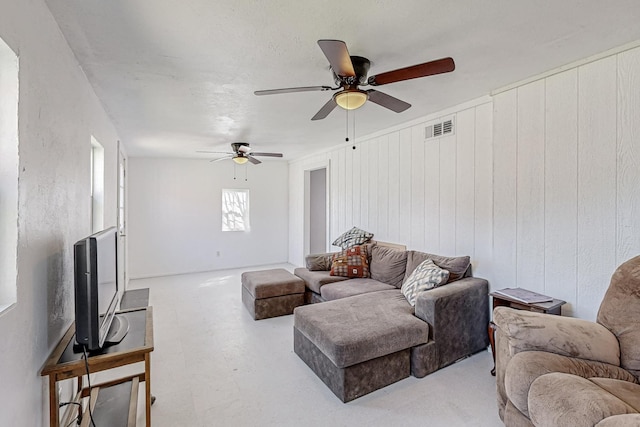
[424,117,455,140]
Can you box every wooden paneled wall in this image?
[289,46,640,320]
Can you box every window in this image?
[222,189,250,232]
[0,36,19,313]
[90,137,104,233]
[117,151,126,236]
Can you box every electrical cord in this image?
[59,401,82,426]
[82,346,97,427]
[65,415,80,427]
[59,401,82,409]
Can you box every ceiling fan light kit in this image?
[334,89,368,110]
[254,39,455,120]
[233,156,249,165]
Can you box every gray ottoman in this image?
[293,290,430,402]
[241,268,305,320]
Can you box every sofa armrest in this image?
[414,277,490,367]
[493,306,620,366]
[305,252,335,271]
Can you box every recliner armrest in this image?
[493,306,620,366]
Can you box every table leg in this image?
[145,353,151,427]
[488,321,497,376]
[49,375,59,427]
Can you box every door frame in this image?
[303,160,330,256]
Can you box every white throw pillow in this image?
[331,226,374,250]
[401,258,450,306]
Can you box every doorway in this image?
[307,167,327,255]
[117,146,128,289]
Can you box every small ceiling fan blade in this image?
[366,89,411,113]
[250,152,283,157]
[197,150,234,155]
[254,86,332,96]
[317,40,356,77]
[311,98,338,121]
[210,156,233,163]
[368,57,455,86]
[247,155,261,165]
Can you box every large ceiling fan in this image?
[254,39,455,120]
[197,142,283,165]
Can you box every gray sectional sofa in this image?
[292,243,490,402]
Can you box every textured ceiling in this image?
[44,0,640,160]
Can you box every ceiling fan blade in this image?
[311,98,338,121]
[197,150,234,155]
[210,156,233,163]
[247,155,261,165]
[368,57,455,86]
[250,152,283,157]
[366,89,411,113]
[254,86,332,96]
[317,40,355,77]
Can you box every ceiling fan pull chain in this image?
[353,108,356,146]
[345,104,349,142]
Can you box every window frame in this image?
[221,189,250,232]
[0,36,19,314]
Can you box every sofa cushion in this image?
[505,350,636,418]
[320,278,396,301]
[332,226,374,250]
[597,414,640,427]
[294,268,349,294]
[369,245,408,288]
[404,251,470,283]
[401,259,449,306]
[305,253,334,271]
[293,290,429,368]
[528,373,640,427]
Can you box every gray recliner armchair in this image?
[493,255,640,426]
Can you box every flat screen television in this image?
[73,226,128,351]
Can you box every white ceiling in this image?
[44,0,640,160]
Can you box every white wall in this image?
[0,0,122,425]
[127,158,289,278]
[493,46,640,320]
[289,44,640,321]
[289,99,493,270]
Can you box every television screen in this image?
[74,226,122,351]
[96,230,117,315]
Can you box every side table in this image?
[488,291,566,375]
[41,306,154,426]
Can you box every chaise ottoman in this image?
[293,290,430,402]
[242,268,305,320]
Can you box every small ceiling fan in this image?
[197,142,283,165]
[254,39,455,120]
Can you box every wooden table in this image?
[41,307,154,427]
[488,291,565,375]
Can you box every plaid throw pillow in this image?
[401,258,449,306]
[330,245,370,278]
[332,226,374,250]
